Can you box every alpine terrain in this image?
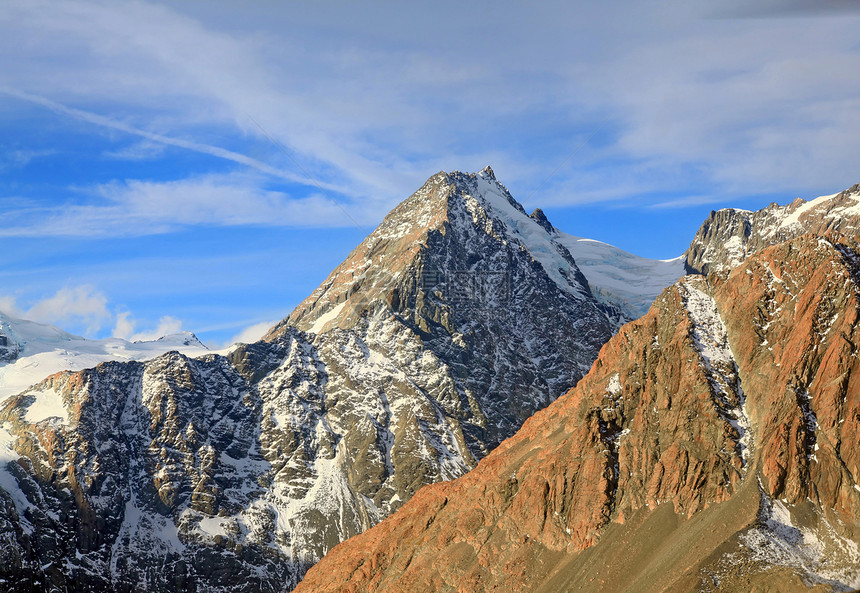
[0,312,210,400]
[296,184,860,593]
[0,168,680,592]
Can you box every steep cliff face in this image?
[685,183,860,274]
[0,168,628,592]
[296,232,860,593]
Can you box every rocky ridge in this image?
[0,168,674,592]
[685,182,860,274]
[296,225,860,591]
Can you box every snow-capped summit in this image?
[273,167,601,339]
[150,331,207,348]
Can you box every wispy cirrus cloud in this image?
[0,172,368,238]
[103,140,166,161]
[0,148,56,171]
[3,0,859,210]
[0,87,349,193]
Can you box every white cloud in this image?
[112,311,187,342]
[2,289,187,342]
[0,295,22,317]
[224,320,276,347]
[0,172,371,237]
[112,311,136,340]
[22,285,111,335]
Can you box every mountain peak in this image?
[271,168,596,339]
[153,331,208,349]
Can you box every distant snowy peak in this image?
[151,331,207,349]
[686,182,860,274]
[0,312,209,401]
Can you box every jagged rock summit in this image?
[0,168,665,592]
[297,184,860,593]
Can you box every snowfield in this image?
[0,312,209,402]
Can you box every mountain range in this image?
[0,168,683,592]
[2,168,858,592]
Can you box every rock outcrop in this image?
[0,334,19,364]
[296,232,860,593]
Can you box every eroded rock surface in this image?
[685,183,860,274]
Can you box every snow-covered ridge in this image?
[778,192,839,230]
[456,168,590,300]
[0,312,209,401]
[687,182,860,275]
[554,232,685,319]
[450,168,683,320]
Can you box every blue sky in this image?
[2,0,860,346]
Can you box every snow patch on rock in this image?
[681,278,751,465]
[23,387,69,425]
[741,493,860,591]
[309,302,347,334]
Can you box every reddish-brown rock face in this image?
[713,234,860,514]
[295,233,860,593]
